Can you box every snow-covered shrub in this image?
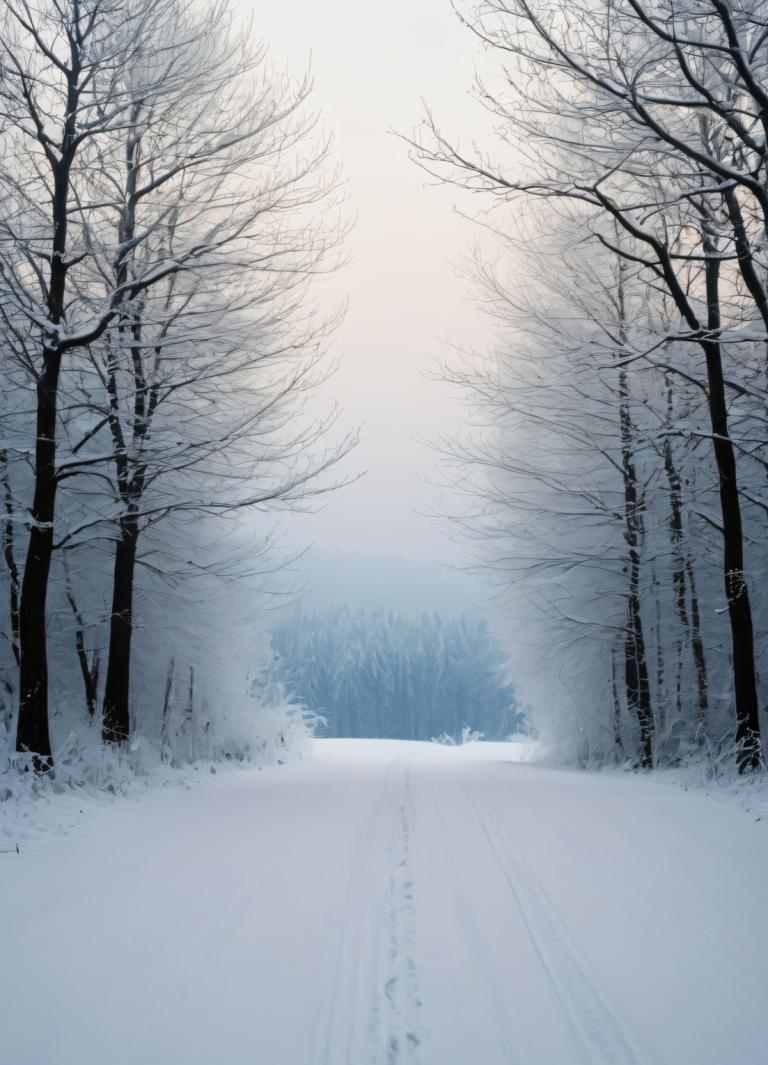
[431,727,485,745]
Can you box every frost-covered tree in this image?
[411,0,768,771]
[437,216,740,767]
[0,0,350,772]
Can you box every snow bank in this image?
[0,682,314,847]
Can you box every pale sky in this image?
[235,0,494,603]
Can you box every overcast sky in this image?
[231,1,494,579]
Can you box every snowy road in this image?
[1,739,767,1065]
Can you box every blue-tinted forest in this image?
[270,608,522,740]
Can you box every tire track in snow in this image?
[317,757,401,1065]
[372,761,424,1065]
[426,774,521,1064]
[462,777,644,1065]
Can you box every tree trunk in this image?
[0,451,20,667]
[662,429,709,733]
[62,554,99,717]
[611,645,624,758]
[15,357,62,770]
[161,658,175,762]
[102,516,140,744]
[625,564,654,769]
[701,250,761,771]
[685,553,709,733]
[616,276,654,767]
[651,561,666,738]
[15,87,79,769]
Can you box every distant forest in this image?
[270,608,522,741]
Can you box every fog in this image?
[234,0,495,611]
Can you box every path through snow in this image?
[1,739,766,1064]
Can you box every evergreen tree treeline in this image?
[270,607,522,741]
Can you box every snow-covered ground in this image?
[1,738,766,1064]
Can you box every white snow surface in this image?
[1,738,766,1065]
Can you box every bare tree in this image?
[0,0,349,767]
[411,0,768,771]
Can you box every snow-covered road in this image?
[2,739,766,1065]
